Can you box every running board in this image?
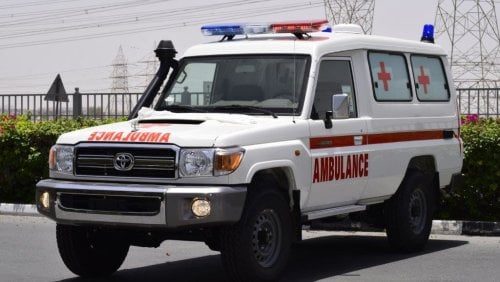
[303,205,366,221]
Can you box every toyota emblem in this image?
[113,153,134,171]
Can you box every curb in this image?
[309,218,500,237]
[431,220,500,236]
[431,220,462,235]
[1,203,499,236]
[0,203,39,216]
[454,221,500,236]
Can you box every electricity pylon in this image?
[324,0,375,34]
[435,0,500,88]
[109,45,130,115]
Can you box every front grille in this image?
[75,144,177,179]
[58,193,161,215]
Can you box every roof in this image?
[182,31,448,58]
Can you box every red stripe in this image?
[310,135,356,149]
[367,131,444,144]
[310,130,445,149]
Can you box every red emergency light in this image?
[270,20,329,34]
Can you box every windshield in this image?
[156,55,310,116]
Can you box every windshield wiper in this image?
[210,105,277,118]
[161,104,208,113]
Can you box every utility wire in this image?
[0,0,324,93]
[0,0,168,26]
[0,64,111,80]
[0,0,267,38]
[0,1,324,49]
[0,0,84,10]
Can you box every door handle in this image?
[354,135,363,145]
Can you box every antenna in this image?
[324,0,376,34]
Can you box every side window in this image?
[411,55,450,101]
[369,52,412,101]
[312,60,357,119]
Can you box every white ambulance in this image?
[36,20,463,281]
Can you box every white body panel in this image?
[306,118,368,210]
[53,29,462,214]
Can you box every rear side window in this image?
[369,52,412,101]
[411,55,450,101]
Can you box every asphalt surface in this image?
[1,215,499,282]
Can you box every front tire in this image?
[220,179,292,282]
[385,170,435,252]
[56,224,129,278]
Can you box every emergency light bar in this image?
[201,20,329,39]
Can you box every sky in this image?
[0,0,494,94]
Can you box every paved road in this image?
[1,215,499,282]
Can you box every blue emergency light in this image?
[201,23,271,36]
[201,24,246,36]
[421,24,435,43]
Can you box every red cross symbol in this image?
[418,66,431,94]
[377,62,391,91]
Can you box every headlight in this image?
[179,147,245,177]
[49,145,74,173]
[179,149,214,177]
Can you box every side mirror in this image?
[332,93,349,119]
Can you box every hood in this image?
[57,108,308,147]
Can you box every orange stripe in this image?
[310,130,445,149]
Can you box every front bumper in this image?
[36,179,246,228]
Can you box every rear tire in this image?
[385,170,435,252]
[56,224,129,278]
[220,178,292,282]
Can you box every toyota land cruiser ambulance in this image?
[36,20,463,281]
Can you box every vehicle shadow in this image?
[283,233,467,281]
[58,233,467,282]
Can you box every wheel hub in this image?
[408,189,427,234]
[257,226,272,248]
[251,209,282,267]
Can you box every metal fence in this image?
[457,88,499,118]
[0,91,142,120]
[0,88,498,120]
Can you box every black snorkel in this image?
[128,40,178,120]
